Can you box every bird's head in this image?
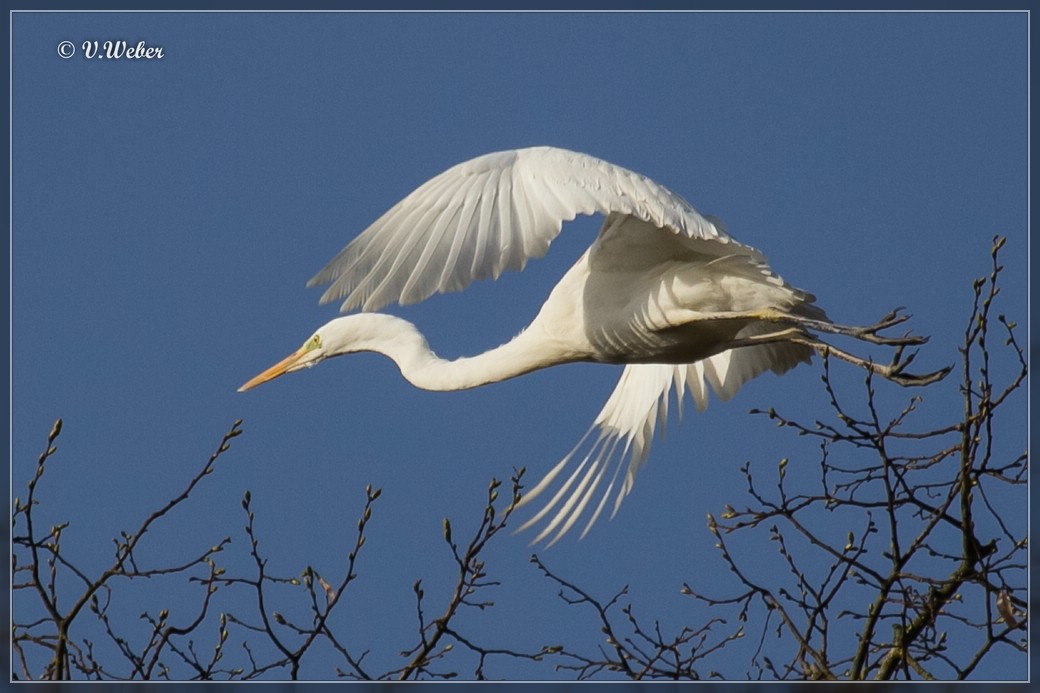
[237,328,330,392]
[237,314,415,392]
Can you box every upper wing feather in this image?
[308,146,728,313]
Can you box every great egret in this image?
[240,146,946,544]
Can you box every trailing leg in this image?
[716,308,951,386]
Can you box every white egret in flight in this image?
[240,146,946,544]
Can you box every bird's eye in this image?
[308,334,322,350]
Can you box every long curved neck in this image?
[330,314,563,391]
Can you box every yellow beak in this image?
[238,346,309,392]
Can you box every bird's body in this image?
[241,146,942,544]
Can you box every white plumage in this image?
[241,146,935,545]
[308,147,729,312]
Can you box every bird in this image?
[239,146,946,545]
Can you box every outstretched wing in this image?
[308,147,729,313]
[517,334,815,546]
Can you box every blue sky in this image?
[11,10,1028,681]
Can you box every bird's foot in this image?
[799,307,929,347]
[807,339,952,387]
[710,307,952,387]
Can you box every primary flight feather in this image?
[240,146,946,545]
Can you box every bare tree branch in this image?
[12,237,1025,681]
